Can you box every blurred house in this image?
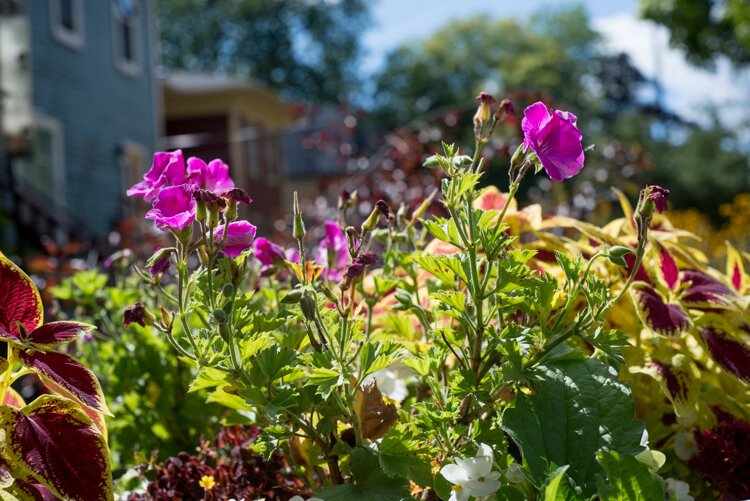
[0,0,158,251]
[160,71,295,231]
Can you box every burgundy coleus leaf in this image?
[13,480,57,501]
[41,378,108,438]
[679,270,736,308]
[631,283,690,336]
[0,252,43,342]
[649,360,689,401]
[701,327,750,382]
[26,321,95,347]
[659,246,679,290]
[624,253,650,284]
[0,395,113,501]
[17,349,111,416]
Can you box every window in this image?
[50,0,84,50]
[13,115,65,207]
[112,0,141,76]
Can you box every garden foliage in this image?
[4,94,749,500]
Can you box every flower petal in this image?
[440,464,468,484]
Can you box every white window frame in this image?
[49,0,85,51]
[112,0,142,77]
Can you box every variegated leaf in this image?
[27,321,95,347]
[0,396,113,501]
[679,270,736,309]
[630,283,690,336]
[0,252,43,341]
[17,350,111,416]
[700,326,750,382]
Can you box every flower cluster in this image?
[128,150,255,258]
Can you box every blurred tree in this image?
[158,0,370,104]
[640,0,750,67]
[373,7,600,127]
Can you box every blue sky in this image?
[361,0,750,127]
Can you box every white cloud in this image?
[594,13,750,126]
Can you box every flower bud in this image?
[606,245,633,267]
[160,306,172,327]
[510,143,525,169]
[221,283,234,298]
[411,188,439,224]
[212,309,228,324]
[292,192,306,240]
[300,292,317,322]
[361,206,381,234]
[281,289,304,304]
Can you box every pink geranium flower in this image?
[187,157,235,194]
[254,238,286,266]
[127,150,187,201]
[315,221,350,281]
[145,184,197,231]
[214,221,257,258]
[521,101,584,182]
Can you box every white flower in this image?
[288,496,324,501]
[640,429,650,448]
[363,367,409,402]
[440,443,502,501]
[665,478,694,501]
[674,430,698,461]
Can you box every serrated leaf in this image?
[412,255,456,285]
[18,349,111,416]
[503,358,645,496]
[317,447,410,501]
[596,451,664,500]
[189,366,230,393]
[0,252,43,341]
[0,395,113,501]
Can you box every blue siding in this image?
[29,0,156,235]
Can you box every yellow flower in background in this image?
[199,475,216,490]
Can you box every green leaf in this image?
[308,367,341,385]
[502,358,645,496]
[412,255,456,285]
[317,447,410,501]
[596,451,664,501]
[543,466,576,501]
[189,366,229,393]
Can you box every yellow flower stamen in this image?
[452,484,463,491]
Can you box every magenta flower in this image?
[127,150,187,201]
[188,157,235,194]
[315,221,350,281]
[254,238,286,266]
[146,247,172,276]
[521,102,584,182]
[214,221,257,258]
[145,184,197,231]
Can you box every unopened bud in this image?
[160,307,172,327]
[198,246,210,266]
[212,309,228,323]
[221,283,234,298]
[293,192,306,240]
[281,289,304,304]
[300,292,317,322]
[411,188,439,224]
[361,206,381,234]
[510,143,525,169]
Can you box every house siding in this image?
[28,0,156,236]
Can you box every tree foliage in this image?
[640,0,750,67]
[158,0,370,104]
